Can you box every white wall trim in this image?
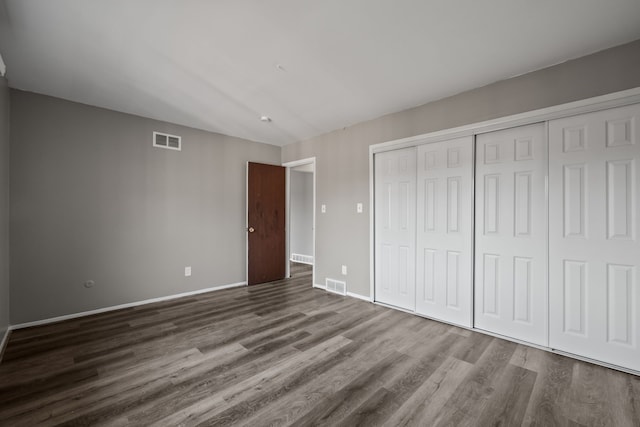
[245,161,250,284]
[0,328,10,362]
[369,86,640,304]
[370,87,640,154]
[282,157,318,168]
[369,135,376,303]
[346,291,374,302]
[10,281,247,330]
[283,157,316,287]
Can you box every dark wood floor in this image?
[1,263,639,426]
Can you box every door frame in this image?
[369,86,640,304]
[283,157,317,287]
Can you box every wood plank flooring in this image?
[1,263,639,426]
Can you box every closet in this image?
[374,147,416,311]
[415,137,473,327]
[474,124,548,346]
[373,99,640,373]
[548,103,640,371]
[374,137,473,326]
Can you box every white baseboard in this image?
[10,281,247,330]
[0,327,10,362]
[313,284,372,302]
[346,291,373,302]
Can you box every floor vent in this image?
[153,131,182,151]
[325,278,346,295]
[290,253,314,265]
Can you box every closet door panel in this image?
[374,147,417,311]
[474,123,548,346]
[416,137,473,327]
[549,103,640,371]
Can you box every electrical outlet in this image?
[321,204,326,213]
[356,203,363,213]
[185,266,192,277]
[341,265,347,275]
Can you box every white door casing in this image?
[549,103,640,371]
[474,123,548,346]
[374,147,417,311]
[415,137,474,327]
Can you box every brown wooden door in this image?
[247,162,286,285]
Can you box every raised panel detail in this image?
[447,148,461,168]
[424,179,437,232]
[381,158,391,176]
[447,177,461,233]
[513,257,532,323]
[563,126,586,152]
[399,182,409,230]
[514,171,532,237]
[399,156,408,172]
[563,164,586,238]
[607,264,634,346]
[398,246,409,294]
[606,117,634,147]
[382,183,392,229]
[484,144,500,164]
[563,260,587,336]
[447,251,460,308]
[422,249,436,302]
[515,138,533,161]
[425,151,437,170]
[607,159,634,240]
[484,174,500,235]
[381,244,391,291]
[483,254,500,315]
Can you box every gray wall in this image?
[0,77,9,338]
[290,170,313,258]
[10,90,280,324]
[282,39,640,298]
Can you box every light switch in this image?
[321,204,326,213]
[356,203,363,213]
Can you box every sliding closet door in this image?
[415,137,473,327]
[549,103,640,371]
[374,147,417,311]
[474,123,548,346]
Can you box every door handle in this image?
[248,227,255,233]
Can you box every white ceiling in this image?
[1,1,639,146]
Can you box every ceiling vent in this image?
[153,131,181,151]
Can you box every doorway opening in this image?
[283,158,316,287]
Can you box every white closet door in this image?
[549,103,640,371]
[474,123,548,346]
[415,137,473,327]
[374,147,416,311]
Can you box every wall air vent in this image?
[325,278,346,296]
[290,253,314,265]
[153,131,181,151]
